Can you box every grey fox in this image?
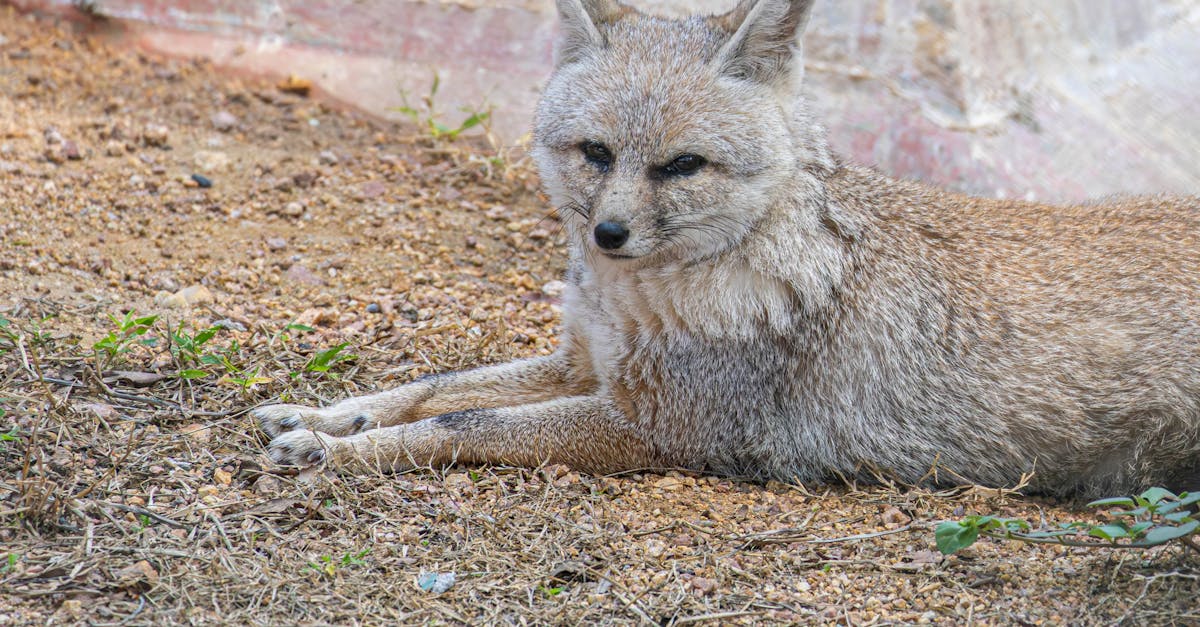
[253,0,1200,498]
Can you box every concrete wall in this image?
[7,0,1200,201]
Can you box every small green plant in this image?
[0,425,19,450]
[93,312,159,369]
[222,365,272,392]
[270,322,314,351]
[169,322,221,379]
[303,343,356,374]
[0,316,14,355]
[392,72,490,141]
[936,487,1200,556]
[539,585,565,598]
[169,324,266,386]
[307,549,370,577]
[340,549,370,567]
[0,553,17,573]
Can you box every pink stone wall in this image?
[6,0,1200,201]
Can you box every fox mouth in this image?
[599,251,638,260]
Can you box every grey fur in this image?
[253,0,1199,499]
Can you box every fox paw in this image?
[253,404,374,437]
[267,429,340,467]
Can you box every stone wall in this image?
[7,0,1200,200]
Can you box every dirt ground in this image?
[1,9,1198,626]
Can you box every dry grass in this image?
[3,334,1198,626]
[1,8,1197,626]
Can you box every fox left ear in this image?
[555,0,630,66]
[713,0,816,84]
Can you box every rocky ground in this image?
[1,9,1198,626]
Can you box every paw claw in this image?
[306,449,326,464]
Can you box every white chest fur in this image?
[564,256,799,389]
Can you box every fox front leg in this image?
[254,353,593,438]
[266,396,661,475]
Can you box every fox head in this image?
[533,0,831,266]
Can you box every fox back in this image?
[530,0,1200,497]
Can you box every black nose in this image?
[594,221,630,250]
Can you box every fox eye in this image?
[581,141,613,169]
[662,154,706,176]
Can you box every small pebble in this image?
[211,110,238,132]
[194,150,230,172]
[366,302,382,314]
[191,173,213,188]
[690,577,718,595]
[416,572,455,594]
[154,284,213,308]
[142,124,169,147]
[213,319,248,332]
[285,264,324,286]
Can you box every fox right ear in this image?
[714,0,816,84]
[555,0,625,65]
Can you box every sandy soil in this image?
[1,9,1197,626]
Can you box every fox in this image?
[253,0,1200,499]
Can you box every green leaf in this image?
[305,343,354,373]
[1140,520,1200,545]
[194,328,219,346]
[1139,487,1177,506]
[286,323,315,333]
[1163,511,1193,523]
[1127,521,1155,537]
[459,111,489,131]
[971,515,998,528]
[132,314,159,327]
[179,369,209,380]
[1088,496,1136,509]
[935,521,980,555]
[1089,524,1130,541]
[1000,518,1031,532]
[1157,493,1200,514]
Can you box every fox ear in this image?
[555,0,627,65]
[714,0,816,84]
